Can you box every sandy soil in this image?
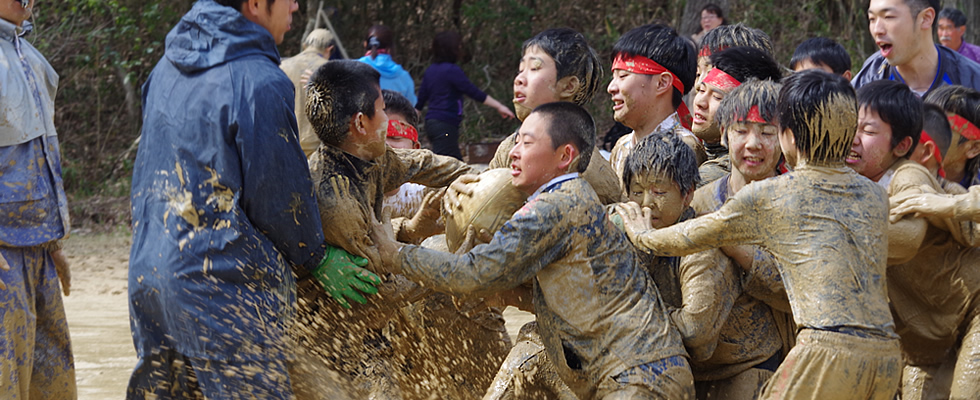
[61,230,534,400]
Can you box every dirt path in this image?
[61,230,534,399]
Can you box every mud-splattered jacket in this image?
[633,165,898,339]
[0,18,68,248]
[129,0,326,362]
[308,144,477,270]
[881,160,980,363]
[398,177,688,398]
[491,131,624,204]
[609,113,707,181]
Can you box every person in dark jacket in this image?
[416,30,515,160]
[853,0,980,96]
[128,1,378,398]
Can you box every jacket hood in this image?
[358,54,406,78]
[165,0,281,74]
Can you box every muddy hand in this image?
[889,191,955,223]
[445,174,480,215]
[51,249,71,296]
[370,212,404,275]
[615,202,654,244]
[313,245,381,309]
[0,252,7,290]
[405,189,446,242]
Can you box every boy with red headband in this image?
[692,47,782,187]
[859,82,980,399]
[607,23,704,181]
[618,70,902,399]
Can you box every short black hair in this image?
[612,24,697,109]
[382,89,419,129]
[857,80,923,158]
[306,60,381,146]
[523,28,603,105]
[623,130,700,196]
[924,85,980,143]
[709,46,783,83]
[716,79,782,132]
[699,23,775,58]
[778,69,858,164]
[905,0,941,21]
[922,103,952,159]
[938,7,967,27]
[215,0,275,11]
[789,37,852,75]
[530,102,596,173]
[432,31,462,64]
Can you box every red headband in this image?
[919,130,946,178]
[698,46,728,58]
[740,105,767,124]
[948,113,980,141]
[612,53,692,129]
[387,120,418,143]
[702,68,741,92]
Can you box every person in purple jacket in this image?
[416,30,515,160]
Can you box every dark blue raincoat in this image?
[128,0,326,363]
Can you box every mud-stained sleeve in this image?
[887,165,933,264]
[948,185,980,246]
[237,80,325,271]
[633,188,765,257]
[381,147,481,193]
[315,173,382,270]
[398,198,566,297]
[741,247,792,313]
[488,133,517,170]
[672,249,739,361]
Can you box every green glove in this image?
[312,246,382,309]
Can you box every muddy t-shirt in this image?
[634,165,897,338]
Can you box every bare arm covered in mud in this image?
[884,163,933,264]
[381,147,481,193]
[891,184,980,246]
[377,196,568,298]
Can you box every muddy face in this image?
[509,113,565,195]
[514,46,561,121]
[692,81,726,143]
[607,69,657,131]
[627,173,690,229]
[849,106,902,181]
[728,122,781,182]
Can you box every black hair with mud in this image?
[922,103,952,159]
[306,60,381,146]
[778,69,858,164]
[612,24,696,109]
[382,89,419,129]
[215,0,275,11]
[699,23,774,57]
[789,37,852,75]
[522,28,603,105]
[622,130,700,196]
[857,80,923,157]
[939,7,967,27]
[924,85,980,143]
[432,31,462,64]
[530,102,595,173]
[716,79,782,131]
[709,46,783,83]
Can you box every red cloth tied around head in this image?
[387,120,418,143]
[703,67,741,92]
[741,105,767,124]
[919,130,946,178]
[699,45,728,58]
[612,53,692,129]
[948,113,980,141]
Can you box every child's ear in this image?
[558,144,578,172]
[656,72,674,96]
[682,189,695,209]
[912,141,936,165]
[966,140,980,159]
[842,70,853,80]
[350,112,368,135]
[893,136,914,158]
[556,76,582,102]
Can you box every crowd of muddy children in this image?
[113,0,980,399]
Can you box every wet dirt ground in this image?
[61,230,534,399]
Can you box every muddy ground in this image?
[61,229,534,399]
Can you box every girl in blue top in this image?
[416,30,515,159]
[358,25,417,105]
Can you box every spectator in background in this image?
[790,37,853,79]
[281,28,334,157]
[0,0,76,397]
[853,0,980,96]
[358,24,417,105]
[938,7,980,64]
[692,3,726,44]
[416,30,515,160]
